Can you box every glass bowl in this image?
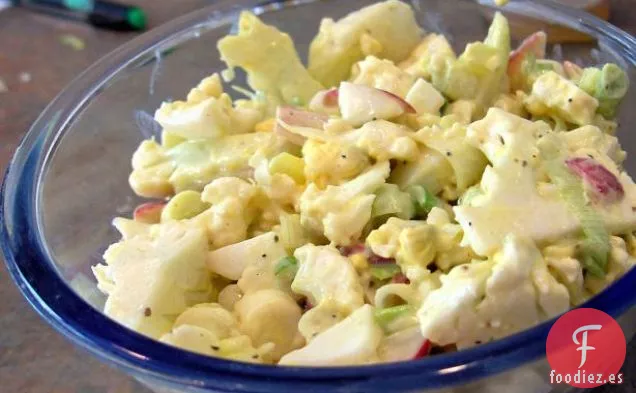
[2,0,636,392]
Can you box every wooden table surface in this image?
[0,1,635,393]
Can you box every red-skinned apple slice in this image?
[275,106,329,145]
[309,88,340,115]
[508,31,547,89]
[566,157,624,203]
[563,61,583,80]
[133,201,166,224]
[379,326,430,362]
[338,82,415,127]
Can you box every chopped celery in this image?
[274,256,299,278]
[278,213,310,253]
[161,190,210,221]
[545,160,609,277]
[374,304,415,330]
[372,184,415,220]
[578,64,629,118]
[269,152,305,184]
[407,185,439,216]
[457,42,503,76]
[369,263,402,280]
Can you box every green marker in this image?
[15,0,147,31]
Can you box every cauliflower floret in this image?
[302,139,371,188]
[250,152,304,210]
[585,236,636,294]
[160,304,274,363]
[129,140,175,198]
[414,123,488,194]
[198,177,259,249]
[417,235,569,348]
[366,218,434,283]
[129,132,290,198]
[92,221,211,339]
[399,33,456,80]
[155,73,263,139]
[543,241,586,304]
[234,289,304,360]
[279,305,383,366]
[300,162,390,245]
[308,0,422,87]
[292,245,365,340]
[524,71,599,126]
[367,209,474,282]
[346,120,420,162]
[350,55,417,98]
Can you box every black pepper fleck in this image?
[144,307,152,317]
[446,151,452,157]
[498,135,505,145]
[475,340,482,345]
[262,253,267,258]
[252,354,259,359]
[568,98,573,103]
[372,117,377,121]
[331,314,337,319]
[313,333,319,337]
[522,160,528,167]
[468,222,472,226]
[462,265,469,271]
[588,154,594,159]
[274,235,279,242]
[341,154,347,159]
[211,345,220,351]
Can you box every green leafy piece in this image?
[369,264,402,280]
[407,185,439,216]
[274,256,299,278]
[374,304,415,330]
[545,160,609,277]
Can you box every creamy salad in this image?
[92,1,635,366]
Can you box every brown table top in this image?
[0,1,635,392]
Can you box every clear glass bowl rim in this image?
[1,0,635,391]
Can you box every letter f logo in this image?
[572,324,602,368]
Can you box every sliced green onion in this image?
[369,264,402,280]
[374,305,415,330]
[545,160,609,277]
[274,256,299,278]
[407,185,440,216]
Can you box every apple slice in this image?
[566,157,624,203]
[405,78,445,115]
[207,232,286,280]
[563,61,583,80]
[309,88,340,113]
[133,201,166,224]
[378,326,430,362]
[338,82,415,127]
[275,106,329,145]
[508,31,547,90]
